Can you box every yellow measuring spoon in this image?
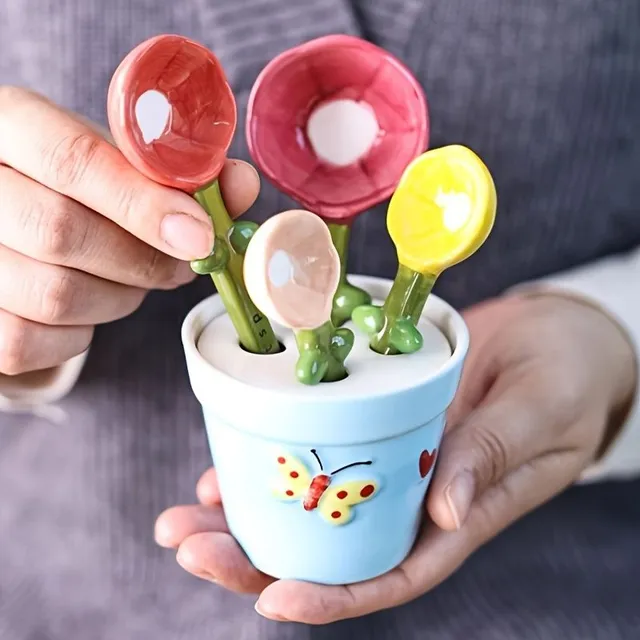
[353,145,497,355]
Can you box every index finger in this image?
[0,88,258,260]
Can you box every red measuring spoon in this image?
[108,34,279,354]
[246,35,429,324]
[108,34,235,192]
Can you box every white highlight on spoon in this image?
[306,99,379,167]
[135,90,171,144]
[268,250,295,288]
[435,188,472,232]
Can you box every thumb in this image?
[427,373,553,532]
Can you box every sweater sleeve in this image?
[0,349,89,418]
[512,248,640,483]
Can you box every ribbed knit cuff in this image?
[0,349,89,420]
[510,248,640,482]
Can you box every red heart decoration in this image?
[419,449,437,478]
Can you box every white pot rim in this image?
[182,275,469,444]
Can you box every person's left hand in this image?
[155,292,637,624]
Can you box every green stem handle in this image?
[368,263,437,355]
[327,222,372,326]
[192,181,280,354]
[329,223,350,283]
[384,263,437,324]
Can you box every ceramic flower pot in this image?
[181,275,469,585]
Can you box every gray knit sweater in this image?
[1,1,640,638]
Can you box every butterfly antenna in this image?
[310,449,323,470]
[331,460,372,475]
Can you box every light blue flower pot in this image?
[182,276,469,585]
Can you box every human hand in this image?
[155,292,636,623]
[0,87,259,375]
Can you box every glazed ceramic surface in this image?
[242,209,340,331]
[108,34,236,192]
[181,276,468,584]
[246,35,428,222]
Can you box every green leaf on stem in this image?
[389,318,424,354]
[332,282,373,326]
[296,350,330,386]
[331,327,355,365]
[190,237,230,274]
[352,305,385,335]
[228,221,259,255]
[295,321,354,385]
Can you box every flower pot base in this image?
[182,276,469,585]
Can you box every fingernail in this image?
[175,549,218,583]
[153,521,174,548]
[225,158,260,180]
[161,213,214,260]
[444,472,475,530]
[255,601,288,622]
[193,569,219,583]
[200,571,219,584]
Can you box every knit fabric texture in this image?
[0,1,639,638]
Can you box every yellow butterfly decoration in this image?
[273,449,378,526]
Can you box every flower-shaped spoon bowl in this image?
[354,145,497,355]
[246,34,428,220]
[108,34,236,192]
[244,209,354,384]
[246,34,428,326]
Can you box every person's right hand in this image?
[0,87,260,376]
